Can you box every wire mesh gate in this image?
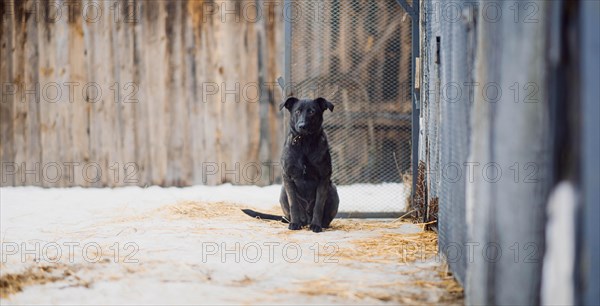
[282,0,419,215]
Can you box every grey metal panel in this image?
[466,1,551,304]
[493,2,550,304]
[465,1,497,302]
[581,1,600,305]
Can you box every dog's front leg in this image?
[310,181,329,233]
[283,175,303,230]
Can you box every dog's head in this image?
[279,97,334,135]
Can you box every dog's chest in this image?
[282,133,331,179]
[286,153,322,179]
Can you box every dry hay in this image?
[435,271,464,303]
[160,201,283,221]
[229,275,255,287]
[329,218,412,231]
[272,273,463,305]
[0,266,58,298]
[272,218,412,236]
[329,217,436,232]
[0,264,88,299]
[274,216,435,238]
[96,201,282,227]
[161,201,243,219]
[335,231,438,264]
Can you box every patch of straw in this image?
[161,201,241,219]
[0,264,87,299]
[335,231,438,264]
[271,273,463,304]
[329,218,411,231]
[230,275,255,287]
[161,201,283,222]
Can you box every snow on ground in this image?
[0,185,460,305]
[337,183,409,212]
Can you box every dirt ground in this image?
[0,186,463,305]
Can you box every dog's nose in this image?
[298,122,306,129]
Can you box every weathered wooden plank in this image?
[0,0,15,186]
[114,0,139,186]
[10,0,28,186]
[164,0,190,186]
[67,0,90,187]
[242,12,261,184]
[177,0,194,186]
[201,2,222,185]
[186,0,206,185]
[133,0,151,186]
[21,0,42,186]
[38,0,64,187]
[142,0,169,186]
[83,0,116,187]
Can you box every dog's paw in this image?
[288,223,302,230]
[309,224,322,233]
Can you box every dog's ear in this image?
[279,97,298,112]
[315,97,334,112]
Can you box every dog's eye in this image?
[308,109,315,115]
[295,110,301,115]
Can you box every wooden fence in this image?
[1,0,285,187]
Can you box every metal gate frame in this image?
[395,0,421,216]
[281,0,420,218]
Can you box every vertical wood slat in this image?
[115,0,137,186]
[20,0,42,186]
[133,0,150,185]
[67,0,90,187]
[38,0,60,187]
[0,1,15,186]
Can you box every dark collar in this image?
[291,135,302,146]
[289,129,323,146]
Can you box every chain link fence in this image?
[285,0,415,214]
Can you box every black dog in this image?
[242,97,339,232]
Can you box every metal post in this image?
[411,1,420,217]
[283,0,293,135]
[284,0,292,98]
[396,0,420,214]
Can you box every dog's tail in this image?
[241,209,289,223]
